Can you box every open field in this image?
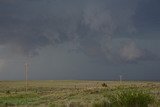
[0,80,160,107]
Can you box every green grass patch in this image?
[105,87,155,107]
[0,93,39,106]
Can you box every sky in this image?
[0,0,160,80]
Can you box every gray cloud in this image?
[0,0,160,80]
[118,41,159,63]
[134,0,160,34]
[0,0,159,63]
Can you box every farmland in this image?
[0,80,160,107]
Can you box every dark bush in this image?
[6,90,11,94]
[102,83,108,87]
[107,88,155,107]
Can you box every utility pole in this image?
[25,62,28,92]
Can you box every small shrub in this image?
[92,100,110,107]
[69,102,82,107]
[102,83,108,87]
[6,90,11,94]
[49,103,56,107]
[107,88,155,107]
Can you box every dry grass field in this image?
[0,80,160,107]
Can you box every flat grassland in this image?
[0,80,160,107]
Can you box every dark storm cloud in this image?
[134,0,160,34]
[0,0,159,62]
[0,0,16,4]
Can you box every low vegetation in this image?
[106,87,155,107]
[0,81,159,107]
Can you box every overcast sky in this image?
[0,0,160,80]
